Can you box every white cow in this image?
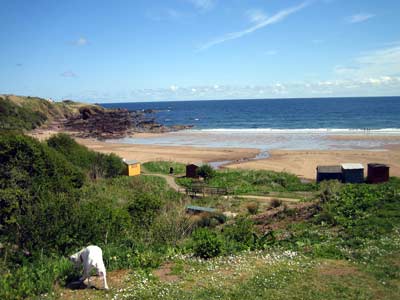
[69,245,109,290]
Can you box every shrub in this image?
[192,228,223,259]
[0,256,78,300]
[270,198,282,208]
[191,212,227,228]
[319,180,341,203]
[47,133,124,178]
[127,193,162,229]
[0,134,85,253]
[223,217,257,251]
[196,164,216,180]
[246,202,259,214]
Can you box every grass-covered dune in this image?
[0,136,399,300]
[0,94,101,131]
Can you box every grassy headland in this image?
[0,94,96,131]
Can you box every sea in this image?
[102,97,400,150]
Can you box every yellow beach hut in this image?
[124,159,141,176]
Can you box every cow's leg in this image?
[81,266,92,288]
[100,271,109,290]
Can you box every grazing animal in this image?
[69,245,109,290]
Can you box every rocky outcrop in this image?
[63,106,193,139]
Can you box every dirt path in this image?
[142,172,301,203]
[142,173,182,192]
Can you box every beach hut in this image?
[186,164,199,178]
[367,163,390,184]
[341,163,364,183]
[124,159,141,176]
[316,165,342,183]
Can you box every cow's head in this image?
[69,252,82,267]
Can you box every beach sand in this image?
[226,147,400,179]
[29,130,400,180]
[74,138,260,165]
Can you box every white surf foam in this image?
[190,128,400,134]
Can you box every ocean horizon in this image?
[102,96,400,132]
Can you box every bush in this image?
[246,202,259,214]
[270,198,282,208]
[191,212,227,228]
[223,217,257,251]
[319,180,341,203]
[47,133,124,178]
[318,180,400,240]
[0,256,78,300]
[127,193,162,229]
[196,164,216,180]
[192,228,223,259]
[0,134,85,253]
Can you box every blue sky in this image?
[1,0,400,102]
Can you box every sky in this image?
[0,0,400,102]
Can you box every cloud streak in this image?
[334,45,400,79]
[346,13,375,24]
[198,1,311,51]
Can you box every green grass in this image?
[66,248,400,300]
[0,94,102,131]
[142,161,186,175]
[177,169,317,195]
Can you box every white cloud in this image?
[246,9,268,24]
[170,85,179,92]
[198,1,311,51]
[346,13,375,24]
[63,76,400,102]
[60,71,78,78]
[334,46,400,79]
[187,0,216,11]
[72,37,88,46]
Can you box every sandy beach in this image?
[29,129,400,180]
[226,147,400,179]
[74,137,260,165]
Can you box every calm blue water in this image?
[102,97,400,132]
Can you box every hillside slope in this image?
[0,94,96,131]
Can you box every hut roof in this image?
[186,205,216,213]
[317,165,342,173]
[187,164,199,167]
[368,163,389,168]
[123,159,140,165]
[341,163,363,170]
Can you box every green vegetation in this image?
[1,140,399,300]
[142,161,186,174]
[0,94,101,131]
[0,134,187,299]
[177,169,317,195]
[47,133,125,178]
[196,164,216,180]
